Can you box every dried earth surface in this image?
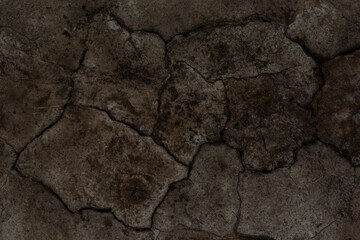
[1,0,359,239]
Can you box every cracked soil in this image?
[0,0,360,239]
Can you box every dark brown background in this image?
[1,0,359,239]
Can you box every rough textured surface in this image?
[1,1,360,239]
[0,29,72,152]
[73,14,168,135]
[310,168,360,240]
[0,0,98,70]
[16,106,187,228]
[156,230,261,240]
[288,1,360,59]
[0,174,154,240]
[314,50,360,165]
[224,75,317,171]
[153,144,242,236]
[0,140,154,239]
[237,142,354,239]
[113,0,301,41]
[156,230,222,240]
[168,22,318,84]
[113,0,360,49]
[154,64,226,165]
[0,140,16,188]
[309,217,360,240]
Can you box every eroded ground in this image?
[0,0,360,239]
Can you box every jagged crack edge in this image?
[72,104,189,168]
